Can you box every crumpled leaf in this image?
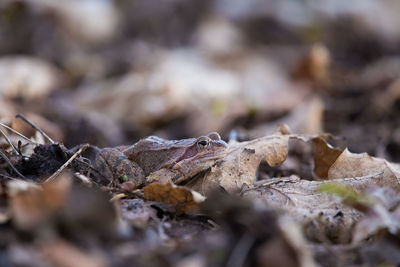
[312,137,400,192]
[318,182,374,211]
[190,134,289,195]
[241,136,400,242]
[143,183,205,214]
[242,176,362,243]
[8,174,71,230]
[328,149,400,191]
[312,137,342,179]
[241,139,400,243]
[350,186,400,243]
[7,172,117,236]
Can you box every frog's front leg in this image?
[95,148,146,188]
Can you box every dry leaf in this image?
[143,183,206,213]
[328,149,400,191]
[242,176,364,243]
[8,174,72,230]
[352,187,400,243]
[242,144,400,242]
[312,137,342,179]
[311,137,400,192]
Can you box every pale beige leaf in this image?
[242,176,367,243]
[328,149,400,191]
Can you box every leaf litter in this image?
[2,1,400,266]
[2,117,400,266]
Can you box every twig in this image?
[0,121,37,144]
[44,144,89,183]
[0,173,21,181]
[340,171,384,181]
[16,114,54,144]
[0,127,19,155]
[0,150,27,180]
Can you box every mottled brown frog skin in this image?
[96,132,228,187]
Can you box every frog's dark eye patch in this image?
[196,138,210,149]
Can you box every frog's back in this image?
[129,136,195,151]
[122,136,195,175]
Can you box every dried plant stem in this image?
[0,121,37,144]
[0,173,20,181]
[0,150,27,180]
[0,128,18,155]
[45,144,89,183]
[16,114,55,144]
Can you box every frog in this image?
[95,132,228,188]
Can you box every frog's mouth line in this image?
[180,151,227,162]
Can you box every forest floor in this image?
[1,1,400,266]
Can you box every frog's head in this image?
[154,132,228,184]
[176,132,228,163]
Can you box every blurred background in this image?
[1,0,400,161]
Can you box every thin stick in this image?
[0,150,27,180]
[0,128,19,155]
[16,114,55,144]
[44,144,89,183]
[0,121,37,144]
[0,173,20,181]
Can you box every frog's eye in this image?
[196,138,210,149]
